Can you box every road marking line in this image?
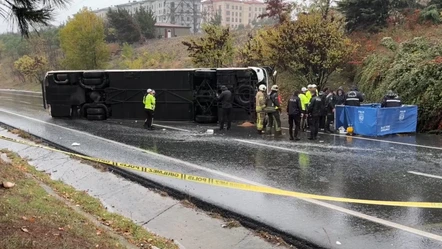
[18,101,32,105]
[408,171,442,180]
[1,109,442,242]
[154,124,192,133]
[281,127,442,151]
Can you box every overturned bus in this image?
[42,67,272,123]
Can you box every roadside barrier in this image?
[1,134,442,209]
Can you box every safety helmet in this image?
[271,85,279,91]
[312,84,317,88]
[147,89,152,93]
[152,90,156,94]
[386,90,395,97]
[258,85,267,91]
[301,87,307,92]
[307,84,313,89]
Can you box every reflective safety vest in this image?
[298,93,309,111]
[143,94,156,110]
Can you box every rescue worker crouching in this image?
[264,85,282,136]
[255,84,267,134]
[143,89,156,130]
[308,91,322,140]
[287,90,303,141]
[381,90,402,107]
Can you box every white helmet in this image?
[312,84,317,88]
[271,85,278,91]
[307,84,313,89]
[147,89,152,93]
[301,87,307,92]
[259,85,267,91]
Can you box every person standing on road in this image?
[265,85,282,135]
[325,90,337,133]
[335,87,346,106]
[299,87,309,132]
[381,90,402,107]
[319,89,328,131]
[255,85,267,134]
[287,90,303,141]
[217,85,233,130]
[308,91,322,140]
[345,86,364,106]
[143,89,156,130]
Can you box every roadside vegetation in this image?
[0,0,441,131]
[0,150,178,249]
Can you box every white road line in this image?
[281,127,442,151]
[408,171,442,180]
[154,124,193,133]
[1,109,442,242]
[234,138,310,154]
[18,101,32,105]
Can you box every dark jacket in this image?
[308,96,323,117]
[217,86,233,108]
[325,93,337,115]
[335,88,345,105]
[345,90,364,106]
[267,91,281,110]
[320,93,327,116]
[287,94,302,116]
[381,96,402,107]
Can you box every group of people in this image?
[259,83,402,141]
[143,88,156,130]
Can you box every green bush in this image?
[356,37,442,131]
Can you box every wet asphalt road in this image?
[1,90,442,249]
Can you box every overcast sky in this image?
[0,0,132,34]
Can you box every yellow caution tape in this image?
[1,134,442,208]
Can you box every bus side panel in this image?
[105,70,194,121]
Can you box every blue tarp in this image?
[335,104,418,137]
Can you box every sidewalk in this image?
[0,127,285,249]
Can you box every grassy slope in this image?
[0,149,177,249]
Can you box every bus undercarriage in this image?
[42,67,271,123]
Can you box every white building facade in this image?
[93,0,202,33]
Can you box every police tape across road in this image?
[1,134,442,209]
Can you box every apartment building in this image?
[201,0,267,28]
[93,0,202,33]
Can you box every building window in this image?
[235,18,238,22]
[235,6,238,10]
[226,10,230,15]
[235,12,238,16]
[239,12,242,17]
[226,17,230,22]
[240,6,242,10]
[226,4,229,9]
[249,13,251,17]
[255,7,257,11]
[249,7,251,11]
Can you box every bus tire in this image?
[86,108,105,115]
[86,114,106,121]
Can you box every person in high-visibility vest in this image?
[143,89,156,130]
[298,87,309,132]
